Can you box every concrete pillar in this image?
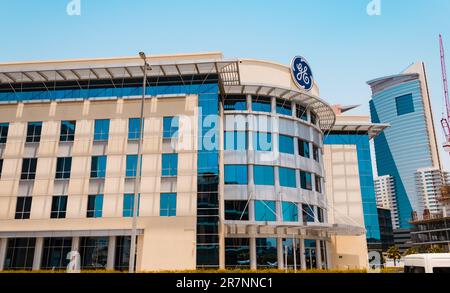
[250,237,257,270]
[325,240,332,269]
[271,96,276,114]
[248,164,255,222]
[106,236,116,270]
[0,238,8,271]
[32,237,44,270]
[71,236,80,253]
[292,103,297,119]
[277,238,284,270]
[299,238,306,270]
[316,240,322,269]
[247,94,252,111]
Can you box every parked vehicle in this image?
[404,253,450,273]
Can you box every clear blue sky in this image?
[1,0,449,169]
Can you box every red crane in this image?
[440,34,450,153]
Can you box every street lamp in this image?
[129,51,150,273]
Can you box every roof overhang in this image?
[332,121,390,139]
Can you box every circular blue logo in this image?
[291,56,314,91]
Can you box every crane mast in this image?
[440,34,450,153]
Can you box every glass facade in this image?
[90,156,107,178]
[224,131,247,151]
[4,238,36,270]
[0,122,8,143]
[93,119,110,141]
[128,118,141,140]
[282,202,298,222]
[225,200,249,221]
[276,98,292,116]
[279,134,294,154]
[55,157,72,179]
[256,238,277,268]
[160,193,177,217]
[114,236,131,271]
[41,237,72,270]
[324,134,381,241]
[252,96,271,113]
[224,95,247,111]
[50,195,67,219]
[370,79,433,229]
[163,116,179,139]
[15,197,32,219]
[255,200,276,221]
[123,193,140,217]
[279,167,296,188]
[302,204,315,223]
[161,153,178,177]
[86,194,103,218]
[225,238,250,269]
[60,120,76,142]
[26,122,42,143]
[300,170,312,190]
[253,132,272,151]
[79,237,108,270]
[224,165,248,185]
[253,165,274,186]
[298,139,310,158]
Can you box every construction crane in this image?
[439,34,450,153]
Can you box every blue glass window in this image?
[279,167,296,188]
[87,195,103,218]
[224,131,247,151]
[224,95,247,111]
[276,98,292,116]
[282,202,298,222]
[253,165,274,186]
[224,165,248,185]
[298,139,310,158]
[0,123,8,144]
[302,204,315,222]
[91,156,107,178]
[160,193,177,217]
[296,105,308,121]
[253,132,272,151]
[163,116,179,139]
[255,238,277,268]
[300,170,312,190]
[123,193,140,217]
[395,94,415,115]
[126,155,138,177]
[60,121,76,142]
[55,157,72,179]
[255,201,276,221]
[224,200,249,220]
[279,135,294,154]
[252,96,271,113]
[26,122,42,143]
[162,153,178,177]
[310,112,317,125]
[94,119,110,141]
[128,118,142,140]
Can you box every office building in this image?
[377,207,394,252]
[0,52,380,271]
[323,107,388,253]
[374,175,399,229]
[415,167,450,215]
[368,62,443,228]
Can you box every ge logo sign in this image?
[291,56,314,92]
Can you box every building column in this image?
[325,240,332,269]
[106,236,116,271]
[299,238,306,270]
[32,237,44,270]
[72,236,80,253]
[250,237,257,270]
[0,238,8,271]
[316,240,322,269]
[277,238,284,270]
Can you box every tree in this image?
[387,246,401,266]
[404,247,418,256]
[427,245,444,253]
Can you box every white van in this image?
[404,253,450,273]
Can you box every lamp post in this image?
[129,52,150,273]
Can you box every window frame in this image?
[93,119,110,141]
[55,157,72,179]
[15,196,32,219]
[60,120,76,142]
[160,193,177,217]
[50,195,68,219]
[26,122,42,143]
[86,194,104,218]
